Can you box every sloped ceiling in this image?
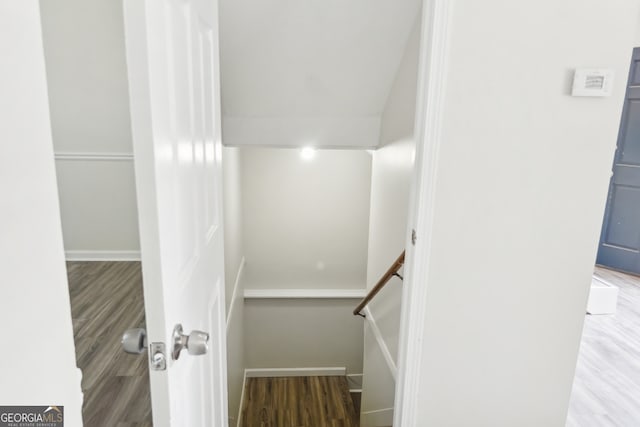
[219,0,421,148]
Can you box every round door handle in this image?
[187,330,209,356]
[122,328,147,354]
[172,324,210,360]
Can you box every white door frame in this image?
[393,0,452,425]
[8,0,452,424]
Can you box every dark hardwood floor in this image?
[350,392,361,426]
[67,261,152,427]
[240,376,359,427]
[567,267,640,427]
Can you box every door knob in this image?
[172,324,209,360]
[122,328,167,371]
[122,328,147,354]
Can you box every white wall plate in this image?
[572,68,614,97]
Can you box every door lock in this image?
[121,328,167,371]
[149,342,166,371]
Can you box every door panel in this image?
[618,100,640,164]
[605,185,640,250]
[631,60,640,85]
[124,0,227,425]
[597,48,640,274]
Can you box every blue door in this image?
[597,48,640,274]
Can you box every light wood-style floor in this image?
[67,261,152,427]
[240,376,359,427]
[567,267,640,427]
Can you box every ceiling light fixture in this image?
[300,147,316,161]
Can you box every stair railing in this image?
[353,250,405,317]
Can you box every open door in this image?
[597,47,640,275]
[123,0,228,426]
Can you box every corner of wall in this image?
[222,145,247,424]
[225,257,246,426]
[361,7,422,422]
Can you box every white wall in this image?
[53,160,139,255]
[226,289,245,425]
[241,147,371,373]
[241,148,372,289]
[244,299,364,373]
[361,328,396,426]
[0,2,82,423]
[405,0,640,425]
[222,146,246,424]
[40,0,140,257]
[360,15,421,426]
[223,147,245,312]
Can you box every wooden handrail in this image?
[353,250,405,316]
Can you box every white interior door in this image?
[123,0,228,426]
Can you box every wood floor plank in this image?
[567,267,640,427]
[240,376,358,427]
[66,261,152,426]
[349,392,361,425]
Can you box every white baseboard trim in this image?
[235,369,247,427]
[361,407,394,426]
[347,373,363,390]
[226,257,246,331]
[245,367,346,378]
[65,250,141,261]
[244,288,366,299]
[55,151,134,161]
[364,306,397,380]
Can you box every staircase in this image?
[237,253,404,426]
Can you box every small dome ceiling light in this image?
[300,146,316,161]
